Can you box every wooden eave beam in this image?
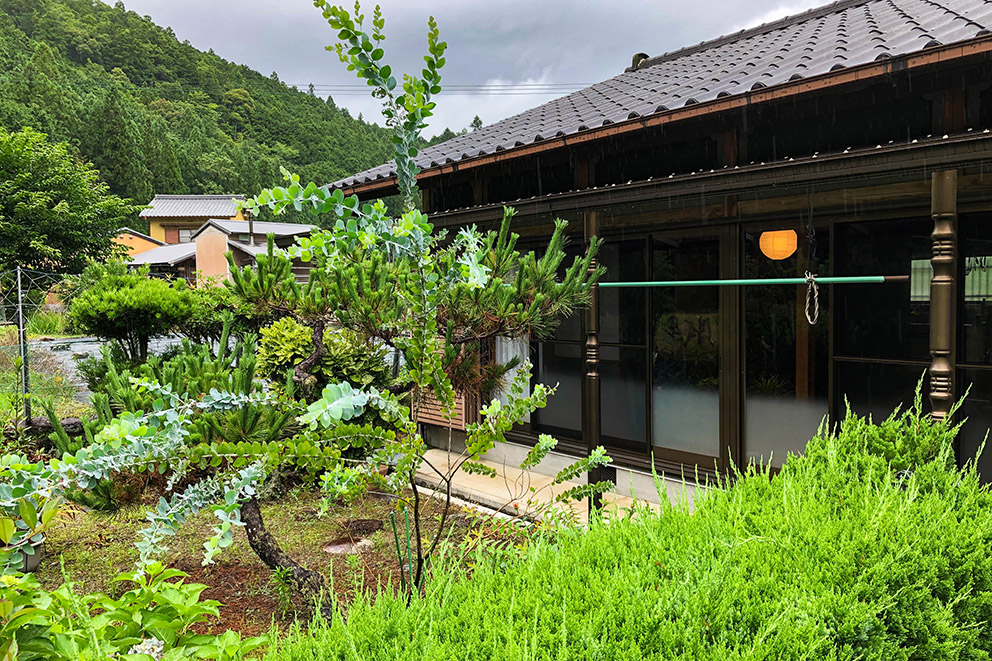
[426,132,992,227]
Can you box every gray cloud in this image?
[116,0,823,136]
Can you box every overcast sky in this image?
[115,0,823,137]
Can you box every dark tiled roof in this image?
[139,194,246,218]
[335,0,992,188]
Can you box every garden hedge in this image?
[267,402,992,660]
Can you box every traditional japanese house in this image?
[333,0,992,484]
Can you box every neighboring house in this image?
[139,194,246,244]
[333,0,992,483]
[127,242,198,280]
[129,218,315,282]
[114,227,163,256]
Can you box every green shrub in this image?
[1,562,266,660]
[181,280,234,345]
[75,342,131,394]
[67,262,195,362]
[256,317,393,394]
[265,404,992,661]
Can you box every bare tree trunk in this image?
[240,497,334,616]
[294,318,327,398]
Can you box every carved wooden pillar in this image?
[582,211,603,511]
[930,170,958,420]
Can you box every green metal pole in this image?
[597,275,907,288]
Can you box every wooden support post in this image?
[471,177,484,206]
[929,170,958,420]
[421,187,431,215]
[582,211,604,513]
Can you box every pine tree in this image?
[95,82,153,202]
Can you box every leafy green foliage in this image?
[0,127,140,272]
[0,562,267,660]
[181,282,235,346]
[256,317,393,395]
[264,405,992,661]
[837,376,965,472]
[67,263,194,362]
[314,1,446,210]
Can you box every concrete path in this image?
[415,448,662,525]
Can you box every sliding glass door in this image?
[650,235,722,465]
[742,226,830,467]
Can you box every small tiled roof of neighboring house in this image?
[127,242,197,266]
[190,219,317,240]
[334,0,992,189]
[116,227,163,245]
[139,194,246,218]
[228,241,266,257]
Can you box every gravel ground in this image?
[28,335,184,402]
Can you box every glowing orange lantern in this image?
[759,230,798,260]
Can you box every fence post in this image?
[15,266,31,422]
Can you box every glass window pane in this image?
[744,228,829,467]
[599,239,646,346]
[960,215,992,364]
[834,219,931,361]
[600,345,647,449]
[532,342,582,436]
[958,368,992,484]
[541,243,584,343]
[836,361,928,423]
[651,236,720,456]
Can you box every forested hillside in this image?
[0,0,397,219]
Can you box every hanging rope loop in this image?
[804,271,819,325]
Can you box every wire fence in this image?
[0,267,77,425]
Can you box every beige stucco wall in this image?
[114,231,160,256]
[194,227,230,284]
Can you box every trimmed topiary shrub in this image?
[265,398,992,660]
[67,262,194,361]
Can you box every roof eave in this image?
[336,34,992,197]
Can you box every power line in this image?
[0,77,593,96]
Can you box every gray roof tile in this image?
[335,0,992,188]
[127,242,196,266]
[139,194,245,218]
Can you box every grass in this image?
[25,309,73,338]
[34,486,505,638]
[0,327,86,428]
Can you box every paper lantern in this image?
[759,230,798,260]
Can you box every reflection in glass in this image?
[836,361,928,423]
[600,345,647,449]
[958,368,992,484]
[744,228,829,467]
[834,219,931,361]
[599,241,647,345]
[961,216,992,365]
[532,342,582,435]
[651,237,720,456]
